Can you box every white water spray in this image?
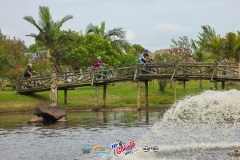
[162,89,240,125]
[119,89,240,160]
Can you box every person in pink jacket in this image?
[93,56,103,69]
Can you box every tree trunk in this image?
[1,78,4,90]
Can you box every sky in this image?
[1,0,240,52]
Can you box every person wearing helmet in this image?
[139,49,149,64]
[93,56,108,79]
[24,63,37,86]
[93,56,103,69]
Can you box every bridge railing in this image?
[16,62,240,93]
[16,74,52,93]
[92,65,136,84]
[136,62,239,80]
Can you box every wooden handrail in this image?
[16,62,240,93]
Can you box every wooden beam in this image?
[214,82,218,90]
[174,81,177,102]
[221,81,225,90]
[145,80,148,108]
[183,81,186,95]
[95,85,99,108]
[64,89,67,104]
[103,84,107,108]
[171,69,176,80]
[137,81,141,111]
[138,111,141,122]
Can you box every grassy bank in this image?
[0,80,239,113]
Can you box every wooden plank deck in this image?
[16,62,240,94]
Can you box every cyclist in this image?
[24,63,37,86]
[139,49,149,64]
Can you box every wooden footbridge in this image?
[16,61,240,109]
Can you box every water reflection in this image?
[0,111,163,130]
[145,111,149,125]
[29,121,67,129]
[0,111,163,160]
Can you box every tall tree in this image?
[171,36,193,53]
[85,21,130,54]
[23,6,73,72]
[66,34,121,70]
[0,32,28,89]
[223,32,240,62]
[192,25,216,53]
[208,36,225,61]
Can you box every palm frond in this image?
[23,16,43,33]
[25,33,38,38]
[107,27,125,39]
[86,23,98,34]
[55,15,73,30]
[99,21,105,37]
[39,6,51,29]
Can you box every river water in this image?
[1,89,240,160]
[0,110,163,160]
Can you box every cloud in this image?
[126,30,136,41]
[154,23,191,34]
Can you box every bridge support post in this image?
[221,81,225,90]
[103,111,107,123]
[213,61,218,90]
[238,63,240,77]
[137,81,141,111]
[95,85,99,108]
[174,81,177,102]
[183,81,186,95]
[103,84,107,108]
[64,89,67,104]
[145,81,148,108]
[214,82,218,90]
[222,61,226,90]
[138,111,141,123]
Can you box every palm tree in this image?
[208,36,225,61]
[23,6,73,72]
[85,21,129,53]
[171,36,193,53]
[223,32,240,62]
[191,25,216,89]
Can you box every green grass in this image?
[0,80,240,113]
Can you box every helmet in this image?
[97,56,102,59]
[144,49,149,52]
[28,63,32,67]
